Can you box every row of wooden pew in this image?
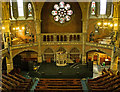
[87,69,120,92]
[1,73,33,92]
[35,78,83,92]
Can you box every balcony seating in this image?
[34,79,83,92]
[87,69,120,92]
[1,73,33,91]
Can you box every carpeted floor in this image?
[28,62,93,78]
[20,63,115,92]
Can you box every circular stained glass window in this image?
[51,1,73,24]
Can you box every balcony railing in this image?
[41,33,83,45]
[86,42,113,49]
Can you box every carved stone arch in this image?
[69,47,81,63]
[86,48,110,56]
[56,47,66,53]
[70,47,80,53]
[43,48,54,62]
[12,49,38,58]
[44,48,54,54]
[32,2,44,20]
[2,53,10,61]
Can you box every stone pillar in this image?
[54,35,56,42]
[2,20,11,49]
[67,35,69,42]
[6,54,13,74]
[54,53,56,62]
[98,54,100,65]
[82,19,88,64]
[2,20,13,73]
[110,47,114,69]
[35,20,42,63]
[110,2,119,74]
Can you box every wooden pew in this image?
[88,73,109,83]
[2,78,16,88]
[7,73,24,83]
[2,74,20,85]
[14,73,32,84]
[35,88,83,92]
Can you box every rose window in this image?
[51,1,73,24]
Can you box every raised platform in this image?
[28,62,93,79]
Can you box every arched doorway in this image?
[70,48,81,63]
[13,51,38,72]
[43,48,54,63]
[86,50,111,65]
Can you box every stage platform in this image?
[28,62,93,79]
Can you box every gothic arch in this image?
[44,48,54,54]
[12,49,38,58]
[86,48,110,56]
[56,47,67,53]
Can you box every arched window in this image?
[17,0,24,16]
[91,1,96,15]
[90,0,113,17]
[28,3,33,17]
[10,0,33,20]
[100,0,107,15]
[10,0,13,18]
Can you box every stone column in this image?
[7,47,13,73]
[35,19,42,63]
[67,35,69,42]
[110,2,119,74]
[2,20,13,73]
[54,34,56,42]
[2,20,11,49]
[54,53,56,62]
[82,19,88,64]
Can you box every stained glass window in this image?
[91,1,95,15]
[28,3,32,17]
[51,1,73,24]
[100,0,107,15]
[17,0,24,16]
[10,0,13,18]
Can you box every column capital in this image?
[35,19,42,23]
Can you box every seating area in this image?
[87,68,120,92]
[1,73,33,92]
[34,78,83,92]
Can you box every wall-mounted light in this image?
[114,23,118,27]
[13,28,15,30]
[19,30,22,32]
[2,27,5,30]
[108,22,110,25]
[97,22,101,26]
[103,22,107,26]
[16,27,19,30]
[110,24,113,27]
[22,27,25,30]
